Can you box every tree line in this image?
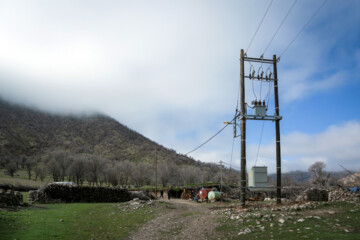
[1,149,240,187]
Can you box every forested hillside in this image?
[0,99,239,186]
[0,98,194,163]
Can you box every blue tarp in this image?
[347,187,359,193]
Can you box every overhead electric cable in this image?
[222,161,241,170]
[185,119,233,155]
[245,0,274,54]
[229,137,235,170]
[254,122,265,166]
[280,0,327,57]
[263,0,298,54]
[254,81,272,166]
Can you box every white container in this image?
[248,166,268,187]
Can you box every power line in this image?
[254,122,265,166]
[254,81,272,166]
[185,121,232,155]
[229,136,235,170]
[222,161,241,170]
[263,0,298,55]
[280,0,327,57]
[245,0,274,54]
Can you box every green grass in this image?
[0,202,158,240]
[21,191,29,203]
[216,201,360,240]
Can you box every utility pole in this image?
[220,160,223,192]
[237,49,282,207]
[240,49,246,207]
[155,149,158,198]
[273,54,282,204]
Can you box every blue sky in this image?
[0,0,359,173]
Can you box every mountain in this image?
[0,98,195,165]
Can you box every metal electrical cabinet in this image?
[248,166,268,187]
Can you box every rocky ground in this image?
[129,199,221,240]
[128,197,360,239]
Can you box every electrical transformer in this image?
[248,166,268,187]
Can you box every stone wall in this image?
[29,184,139,203]
[296,187,359,202]
[0,189,23,207]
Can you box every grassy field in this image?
[1,197,360,239]
[216,200,360,239]
[0,201,160,240]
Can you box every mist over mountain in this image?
[0,98,195,165]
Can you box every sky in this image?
[0,0,359,173]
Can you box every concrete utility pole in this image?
[238,49,282,207]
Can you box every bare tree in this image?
[282,174,295,187]
[5,162,17,177]
[20,156,27,169]
[225,169,239,186]
[157,161,181,187]
[158,161,172,187]
[132,163,152,186]
[34,163,47,182]
[117,160,133,186]
[45,149,71,182]
[47,159,60,181]
[68,156,87,185]
[180,166,200,185]
[0,156,10,168]
[86,155,104,186]
[25,159,35,180]
[107,167,118,186]
[53,150,71,181]
[308,161,329,187]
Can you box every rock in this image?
[244,228,251,233]
[60,219,64,222]
[278,219,285,224]
[238,228,251,236]
[298,218,305,223]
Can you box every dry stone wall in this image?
[32,184,132,203]
[0,189,23,207]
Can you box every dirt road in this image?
[129,199,221,240]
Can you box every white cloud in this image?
[0,0,359,171]
[252,121,360,173]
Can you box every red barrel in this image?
[198,188,212,199]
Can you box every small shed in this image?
[248,166,268,188]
